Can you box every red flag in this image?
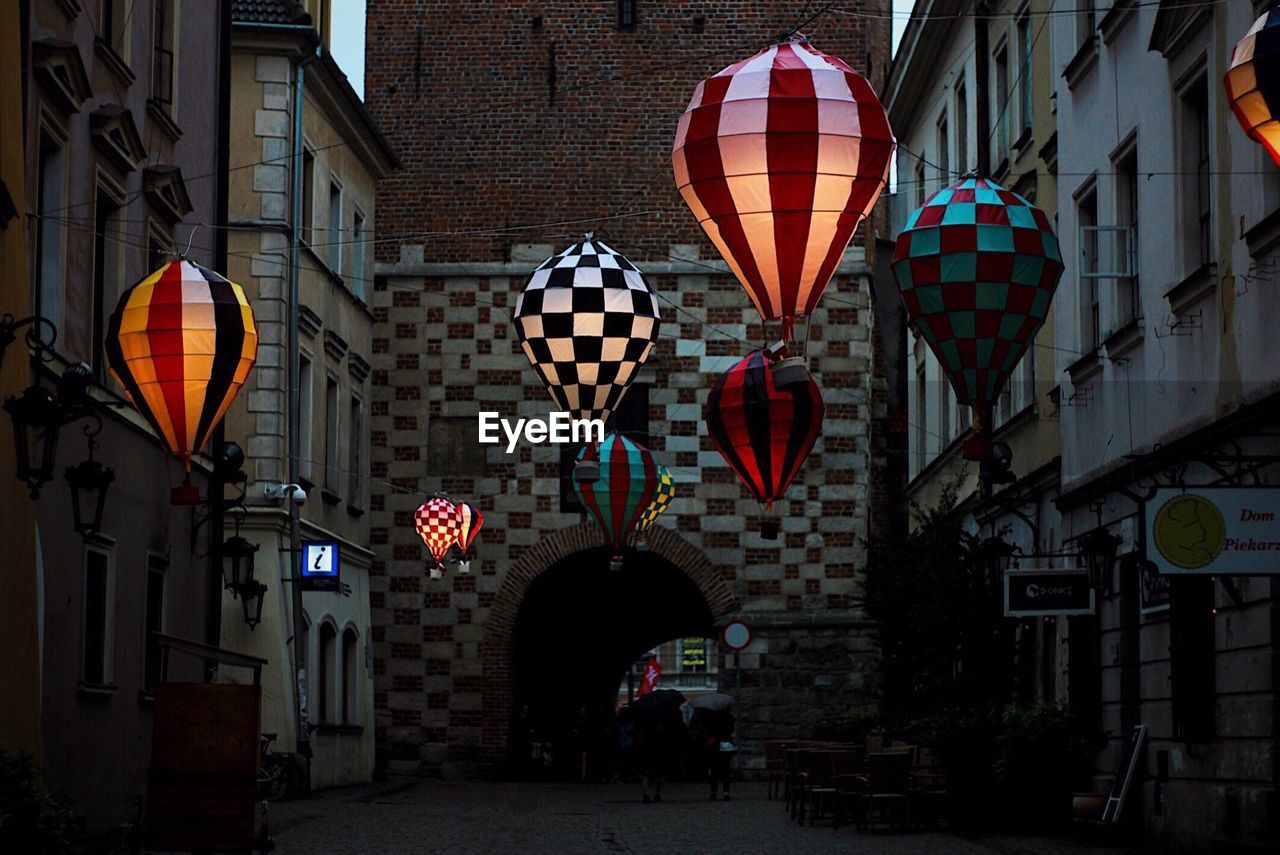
[637,657,661,697]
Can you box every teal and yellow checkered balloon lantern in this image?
[636,464,675,533]
[890,176,1063,413]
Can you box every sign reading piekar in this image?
[1144,487,1280,576]
[1003,569,1095,617]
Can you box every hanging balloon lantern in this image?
[455,502,483,574]
[672,39,895,341]
[705,349,823,538]
[635,464,675,538]
[890,176,1063,450]
[105,259,257,469]
[573,433,660,571]
[1226,9,1280,166]
[414,497,461,579]
[513,238,661,423]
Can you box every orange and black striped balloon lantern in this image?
[105,259,258,469]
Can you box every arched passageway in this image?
[511,546,712,778]
[478,523,737,774]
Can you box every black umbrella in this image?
[630,689,686,721]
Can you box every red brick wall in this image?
[365,1,893,263]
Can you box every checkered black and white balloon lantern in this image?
[513,239,661,423]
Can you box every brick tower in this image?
[364,1,894,777]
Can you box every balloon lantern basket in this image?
[457,560,471,575]
[428,566,443,580]
[609,555,625,572]
[574,459,600,483]
[635,539,650,553]
[170,483,203,506]
[962,437,992,462]
[760,519,780,540]
[769,356,810,388]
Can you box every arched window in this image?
[342,627,359,724]
[318,621,337,723]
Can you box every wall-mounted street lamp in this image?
[4,384,64,497]
[238,579,267,630]
[1080,526,1121,592]
[222,505,266,630]
[65,427,115,536]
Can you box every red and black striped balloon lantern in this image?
[705,349,824,539]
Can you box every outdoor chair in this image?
[785,749,809,820]
[909,749,947,828]
[764,740,789,801]
[849,750,913,831]
[801,750,843,826]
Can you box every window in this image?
[1075,0,1095,51]
[347,394,362,506]
[994,44,1010,166]
[427,417,488,476]
[1179,73,1211,272]
[151,0,175,108]
[617,0,637,31]
[1170,577,1215,741]
[955,79,968,172]
[83,545,113,686]
[299,352,314,482]
[99,0,129,56]
[914,159,926,209]
[350,208,366,300]
[143,557,166,692]
[34,127,66,334]
[1077,187,1100,350]
[328,178,343,273]
[92,183,125,378]
[936,112,949,195]
[318,622,336,722]
[1114,146,1140,327]
[939,375,951,443]
[342,627,359,723]
[1067,614,1100,740]
[1018,12,1033,137]
[301,147,315,243]
[325,375,340,491]
[913,361,926,473]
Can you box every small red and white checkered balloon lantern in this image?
[414,497,461,577]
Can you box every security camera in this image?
[264,482,308,506]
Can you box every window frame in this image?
[347,391,363,508]
[1017,9,1033,138]
[324,372,341,492]
[91,171,128,379]
[341,625,359,724]
[299,349,315,484]
[350,205,367,301]
[327,173,344,275]
[1175,66,1212,275]
[142,554,167,694]
[1111,138,1141,328]
[150,0,177,112]
[1075,180,1100,351]
[34,115,68,336]
[81,538,117,689]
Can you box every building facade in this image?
[885,0,1068,708]
[20,0,228,833]
[364,1,894,776]
[1052,1,1280,850]
[219,0,398,791]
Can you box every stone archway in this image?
[478,523,737,770]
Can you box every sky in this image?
[893,0,913,56]
[329,0,367,99]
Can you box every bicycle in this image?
[257,732,304,801]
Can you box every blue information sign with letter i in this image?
[301,540,340,591]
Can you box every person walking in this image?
[688,697,736,801]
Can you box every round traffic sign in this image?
[721,620,753,652]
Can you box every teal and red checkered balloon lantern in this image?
[890,176,1063,428]
[573,432,661,570]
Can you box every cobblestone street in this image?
[270,782,1133,854]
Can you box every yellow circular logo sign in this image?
[1152,493,1227,569]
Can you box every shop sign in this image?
[1143,487,1280,576]
[301,540,341,591]
[1003,568,1095,617]
[1140,560,1171,614]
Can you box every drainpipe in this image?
[289,39,321,772]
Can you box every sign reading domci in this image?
[1144,487,1280,576]
[1004,569,1095,617]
